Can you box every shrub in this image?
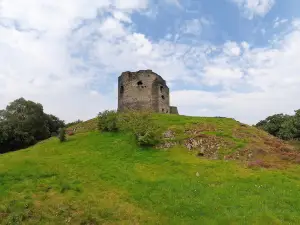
[58,128,66,142]
[97,110,118,132]
[117,111,161,146]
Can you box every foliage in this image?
[58,128,66,142]
[117,111,161,146]
[51,132,58,137]
[0,98,64,153]
[256,114,291,137]
[256,110,300,140]
[45,114,65,134]
[97,110,118,132]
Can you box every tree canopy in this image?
[0,98,65,153]
[255,110,300,140]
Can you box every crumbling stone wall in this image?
[170,106,179,114]
[118,70,172,113]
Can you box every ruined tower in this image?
[118,70,178,114]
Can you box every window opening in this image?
[161,95,165,100]
[120,86,124,94]
[137,81,143,86]
[160,86,163,92]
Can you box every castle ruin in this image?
[118,70,178,114]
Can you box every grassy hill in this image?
[1,114,300,224]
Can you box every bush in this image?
[58,128,66,142]
[97,110,118,132]
[117,111,161,146]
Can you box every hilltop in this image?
[68,113,300,168]
[1,114,300,224]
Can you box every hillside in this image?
[1,114,300,224]
[68,114,300,168]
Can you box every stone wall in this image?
[118,70,171,113]
[170,106,179,114]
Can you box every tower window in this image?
[137,81,143,86]
[161,95,165,100]
[162,108,164,112]
[160,86,163,92]
[120,86,124,94]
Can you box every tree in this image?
[256,114,290,137]
[3,98,50,140]
[45,114,65,134]
[256,110,300,140]
[0,98,64,153]
[58,128,66,142]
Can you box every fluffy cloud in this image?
[0,0,300,125]
[172,24,300,124]
[0,0,145,121]
[231,0,275,19]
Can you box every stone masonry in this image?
[118,70,178,114]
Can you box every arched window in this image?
[120,86,124,94]
[161,95,165,100]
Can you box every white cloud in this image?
[202,67,243,87]
[0,0,148,121]
[1,0,300,126]
[180,18,211,37]
[112,11,132,23]
[171,23,300,124]
[241,41,250,49]
[113,0,149,11]
[231,0,275,19]
[223,41,241,56]
[98,17,127,38]
[274,17,288,28]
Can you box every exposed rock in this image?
[163,130,175,139]
[156,141,177,150]
[183,133,235,159]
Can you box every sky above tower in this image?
[1,0,300,124]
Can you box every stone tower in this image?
[118,70,178,114]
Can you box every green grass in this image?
[289,141,300,151]
[1,114,300,224]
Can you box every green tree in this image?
[58,128,66,142]
[45,114,65,134]
[0,98,64,153]
[256,110,300,140]
[256,114,290,137]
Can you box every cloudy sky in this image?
[0,0,300,124]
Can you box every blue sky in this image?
[0,0,300,124]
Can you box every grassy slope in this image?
[1,114,300,224]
